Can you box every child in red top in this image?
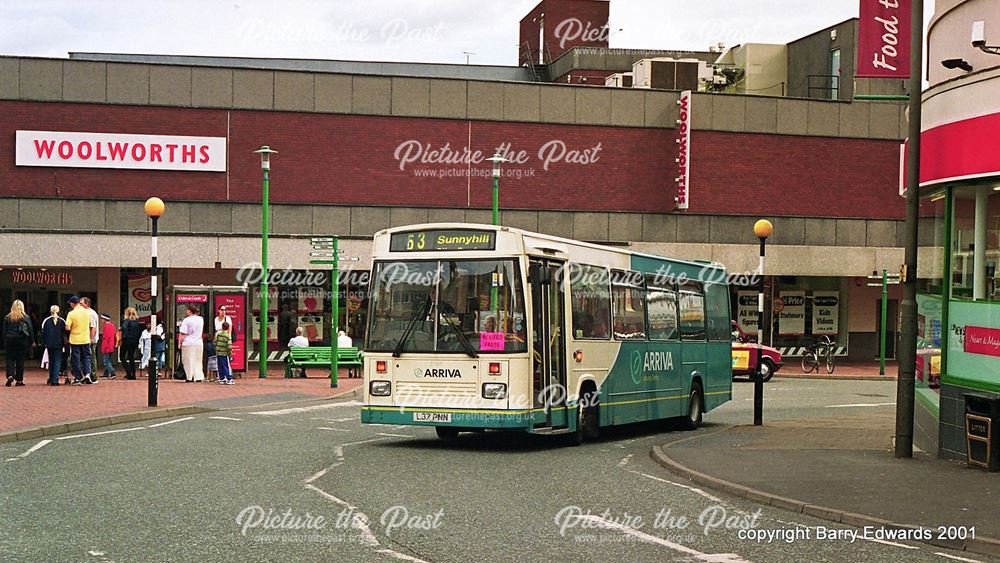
[99,314,118,379]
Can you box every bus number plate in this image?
[414,412,452,423]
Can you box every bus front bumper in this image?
[361,406,542,430]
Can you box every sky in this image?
[0,0,936,66]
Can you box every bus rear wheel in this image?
[679,382,703,431]
[435,426,460,440]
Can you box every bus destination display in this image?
[390,230,496,252]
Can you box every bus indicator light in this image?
[376,360,387,374]
[574,350,584,363]
[489,362,501,375]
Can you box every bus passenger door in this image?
[530,259,568,429]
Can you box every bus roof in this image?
[373,222,727,274]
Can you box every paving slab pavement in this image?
[656,412,1000,559]
[0,367,362,438]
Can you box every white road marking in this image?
[626,468,722,503]
[317,427,351,432]
[617,454,633,467]
[87,550,105,556]
[935,552,982,563]
[375,432,412,438]
[305,446,345,484]
[209,416,242,421]
[376,548,430,562]
[16,439,52,459]
[250,400,362,415]
[340,436,394,448]
[304,485,379,546]
[5,458,18,462]
[56,427,145,440]
[577,515,748,562]
[825,402,895,408]
[865,537,920,550]
[147,416,195,428]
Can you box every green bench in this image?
[284,346,363,378]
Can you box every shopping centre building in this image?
[0,1,930,377]
[911,0,1000,459]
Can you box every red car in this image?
[731,321,783,382]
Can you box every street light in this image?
[254,145,277,378]
[753,219,773,426]
[144,197,165,407]
[310,237,360,388]
[486,153,509,226]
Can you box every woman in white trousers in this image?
[179,304,205,382]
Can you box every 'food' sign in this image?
[16,131,227,172]
[856,0,911,78]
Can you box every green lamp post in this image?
[254,145,277,378]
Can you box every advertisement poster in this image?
[126,274,162,322]
[252,314,278,342]
[856,0,911,78]
[298,288,325,313]
[736,291,759,335]
[216,293,246,372]
[251,287,279,312]
[811,291,839,336]
[947,301,1000,388]
[298,314,325,342]
[732,349,750,370]
[778,291,806,336]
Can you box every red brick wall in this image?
[519,0,610,65]
[0,100,904,219]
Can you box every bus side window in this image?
[704,283,731,341]
[611,270,646,341]
[569,264,610,340]
[678,281,706,341]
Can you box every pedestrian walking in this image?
[152,322,166,376]
[40,305,66,386]
[100,314,118,379]
[80,297,100,385]
[64,296,95,385]
[119,307,142,380]
[214,305,232,335]
[4,300,34,387]
[215,322,234,385]
[179,304,205,382]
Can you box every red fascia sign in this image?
[15,131,227,172]
[176,294,209,303]
[901,110,1000,192]
[856,0,911,79]
[675,90,692,210]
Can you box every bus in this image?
[360,223,733,443]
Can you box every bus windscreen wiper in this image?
[438,306,479,358]
[392,297,431,358]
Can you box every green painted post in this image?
[260,167,270,378]
[492,175,499,226]
[331,237,339,388]
[880,269,888,376]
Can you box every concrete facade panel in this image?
[390,207,430,227]
[391,77,431,117]
[149,66,192,106]
[62,61,106,103]
[642,214,677,243]
[807,101,840,137]
[501,210,538,232]
[575,88,611,125]
[191,67,233,108]
[312,206,351,235]
[839,102,871,139]
[274,71,314,112]
[467,81,503,121]
[106,63,149,105]
[61,200,105,231]
[503,83,541,122]
[314,74,352,113]
[0,59,19,99]
[745,96,777,134]
[711,95,747,131]
[17,199,62,230]
[610,89,644,127]
[189,202,232,234]
[803,218,837,246]
[573,212,609,241]
[233,69,274,110]
[836,219,868,247]
[429,79,467,119]
[537,211,573,238]
[776,98,809,135]
[351,207,390,236]
[272,205,313,235]
[643,90,677,128]
[539,86,576,124]
[19,59,62,101]
[609,213,642,242]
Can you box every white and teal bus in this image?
[360,223,733,443]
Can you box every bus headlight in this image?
[482,383,507,399]
[370,381,392,397]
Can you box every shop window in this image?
[569,264,610,340]
[611,270,646,340]
[951,186,1000,302]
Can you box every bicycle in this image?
[801,335,836,374]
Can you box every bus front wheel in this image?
[435,426,460,440]
[568,388,600,446]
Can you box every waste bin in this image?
[964,393,1000,471]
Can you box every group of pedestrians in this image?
[3,297,166,387]
[177,304,236,385]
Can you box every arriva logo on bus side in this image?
[630,350,675,385]
[414,368,462,379]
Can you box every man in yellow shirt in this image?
[65,296,96,384]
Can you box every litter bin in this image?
[964,393,1000,471]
